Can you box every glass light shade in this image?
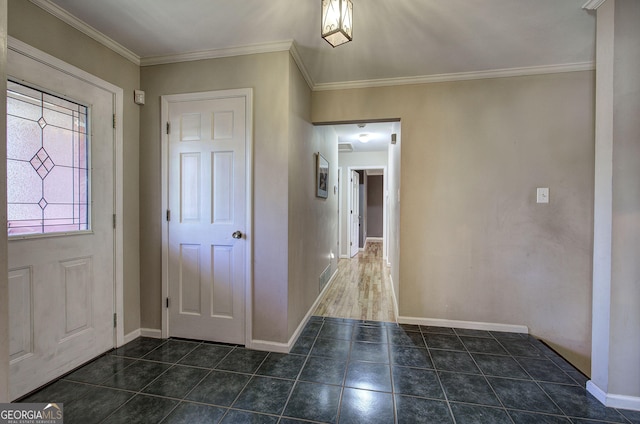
[321,0,353,47]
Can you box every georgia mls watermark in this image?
[0,404,63,424]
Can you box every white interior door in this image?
[350,170,360,257]
[166,92,248,344]
[7,49,115,400]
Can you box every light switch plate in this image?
[537,187,549,204]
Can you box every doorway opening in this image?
[314,120,401,322]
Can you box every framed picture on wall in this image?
[316,153,329,198]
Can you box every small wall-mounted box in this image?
[134,90,145,105]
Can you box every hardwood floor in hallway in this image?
[314,240,397,322]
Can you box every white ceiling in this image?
[39,0,596,87]
[35,0,595,153]
[334,122,395,153]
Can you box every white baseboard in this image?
[587,381,640,411]
[389,274,399,322]
[587,381,607,404]
[123,329,141,345]
[249,266,339,353]
[249,339,290,353]
[340,254,350,259]
[124,327,162,345]
[397,316,528,334]
[366,237,383,242]
[141,328,162,339]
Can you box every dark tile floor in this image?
[19,316,640,424]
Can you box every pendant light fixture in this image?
[321,0,353,47]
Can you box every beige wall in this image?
[313,72,595,373]
[7,0,141,334]
[0,0,8,403]
[287,56,339,337]
[140,52,293,342]
[141,52,336,343]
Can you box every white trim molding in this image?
[251,266,339,352]
[389,275,399,322]
[29,0,140,65]
[587,381,640,411]
[313,62,595,91]
[289,41,315,90]
[140,328,162,339]
[141,40,295,66]
[125,328,162,344]
[398,316,529,334]
[583,0,608,10]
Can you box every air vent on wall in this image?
[338,143,353,152]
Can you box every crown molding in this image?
[289,41,315,90]
[27,0,595,92]
[140,40,296,67]
[29,0,140,65]
[582,0,607,10]
[313,62,595,91]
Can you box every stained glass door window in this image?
[7,81,90,236]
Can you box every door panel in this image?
[7,49,115,400]
[8,268,32,362]
[168,95,246,344]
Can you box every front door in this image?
[165,90,249,344]
[7,48,115,400]
[350,170,360,257]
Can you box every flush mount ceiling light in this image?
[321,0,353,47]
[358,133,370,143]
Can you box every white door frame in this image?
[337,167,342,258]
[350,170,360,257]
[347,166,388,260]
[160,89,253,346]
[7,37,125,347]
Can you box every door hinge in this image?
[166,122,170,135]
[350,242,353,246]
[166,297,170,308]
[113,214,116,229]
[113,313,117,328]
[113,114,116,129]
[166,209,171,221]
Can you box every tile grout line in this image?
[385,325,398,424]
[492,336,576,422]
[279,316,324,422]
[98,339,175,424]
[215,345,272,422]
[460,330,517,424]
[420,325,459,424]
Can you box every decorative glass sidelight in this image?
[6,81,90,236]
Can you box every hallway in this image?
[314,240,396,322]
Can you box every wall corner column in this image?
[589,0,640,411]
[0,0,9,403]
